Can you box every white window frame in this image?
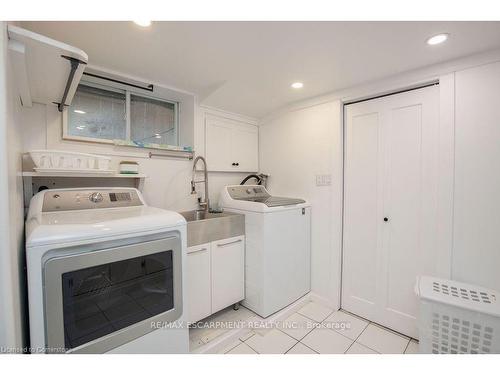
[63,78,179,146]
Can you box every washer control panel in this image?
[227,185,271,200]
[42,189,143,212]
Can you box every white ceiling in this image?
[20,21,500,118]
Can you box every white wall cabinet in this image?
[205,115,258,172]
[186,235,245,323]
[342,85,443,339]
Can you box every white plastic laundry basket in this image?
[416,276,500,354]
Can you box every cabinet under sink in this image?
[180,210,245,323]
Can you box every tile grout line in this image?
[295,309,333,324]
[304,309,369,344]
[284,341,301,354]
[251,327,300,353]
[296,337,321,354]
[230,342,258,354]
[275,326,306,343]
[341,308,414,342]
[323,313,370,342]
[352,341,381,354]
[363,320,413,341]
[355,323,410,354]
[295,309,363,354]
[222,341,244,354]
[344,322,371,353]
[241,341,260,354]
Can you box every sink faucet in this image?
[191,156,209,212]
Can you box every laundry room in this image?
[2,1,500,373]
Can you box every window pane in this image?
[68,84,126,141]
[130,95,177,145]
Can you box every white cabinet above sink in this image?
[205,114,259,172]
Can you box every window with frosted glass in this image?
[68,85,127,141]
[66,82,179,146]
[130,95,177,145]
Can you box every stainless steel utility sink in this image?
[179,210,245,247]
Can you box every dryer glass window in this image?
[61,251,174,350]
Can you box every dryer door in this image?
[43,236,182,353]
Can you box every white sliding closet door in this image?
[342,86,440,338]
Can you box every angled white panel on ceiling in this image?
[7,25,88,110]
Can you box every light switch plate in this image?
[315,174,332,186]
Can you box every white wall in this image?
[260,51,500,308]
[452,60,500,291]
[18,94,255,213]
[6,61,255,349]
[260,101,343,308]
[0,21,27,351]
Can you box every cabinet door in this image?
[211,235,245,312]
[231,123,259,172]
[205,117,233,171]
[187,243,211,323]
[205,114,258,172]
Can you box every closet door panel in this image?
[383,103,425,335]
[342,107,383,319]
[381,89,440,338]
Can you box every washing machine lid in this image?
[26,188,186,248]
[238,196,306,207]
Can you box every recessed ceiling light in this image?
[73,109,86,114]
[133,20,152,27]
[426,33,449,46]
[291,82,304,89]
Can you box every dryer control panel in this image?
[42,188,143,212]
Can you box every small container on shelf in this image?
[96,156,111,171]
[119,161,139,174]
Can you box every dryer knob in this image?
[89,192,104,203]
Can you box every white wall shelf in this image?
[7,25,88,111]
[22,171,147,178]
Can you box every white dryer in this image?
[25,187,188,353]
[220,185,311,318]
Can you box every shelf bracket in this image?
[54,55,87,112]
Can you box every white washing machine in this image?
[25,187,188,354]
[220,185,311,318]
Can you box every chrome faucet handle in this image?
[197,198,210,211]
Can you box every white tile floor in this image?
[189,305,257,351]
[191,300,420,354]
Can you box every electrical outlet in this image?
[315,174,332,186]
